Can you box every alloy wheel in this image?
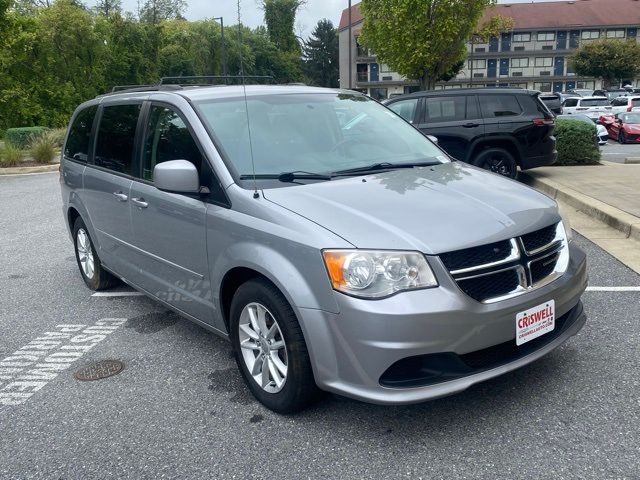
[76,228,95,279]
[482,154,512,177]
[238,302,288,393]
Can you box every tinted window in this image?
[424,96,466,122]
[611,97,627,106]
[94,104,141,175]
[64,105,97,163]
[388,98,418,122]
[479,95,522,118]
[563,98,579,107]
[142,106,203,181]
[632,99,640,108]
[580,99,609,107]
[466,95,480,120]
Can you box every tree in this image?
[570,39,640,88]
[359,0,507,90]
[140,0,186,25]
[262,0,302,53]
[94,0,122,17]
[302,19,338,87]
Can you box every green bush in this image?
[30,134,57,164]
[0,144,24,167]
[45,128,67,148]
[554,119,601,166]
[5,127,49,149]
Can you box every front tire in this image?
[619,131,627,144]
[472,148,517,179]
[72,217,118,291]
[230,278,322,414]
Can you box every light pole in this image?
[213,17,227,76]
[348,0,352,89]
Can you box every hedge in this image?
[5,127,49,149]
[554,119,601,166]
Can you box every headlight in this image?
[322,250,438,298]
[558,206,573,242]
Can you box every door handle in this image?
[131,197,148,209]
[462,122,479,128]
[113,191,128,202]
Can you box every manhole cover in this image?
[74,360,124,381]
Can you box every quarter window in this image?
[479,95,523,117]
[388,98,419,122]
[537,32,555,41]
[64,105,97,163]
[94,104,141,175]
[142,106,203,182]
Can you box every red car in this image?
[599,112,640,144]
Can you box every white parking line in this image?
[586,286,640,292]
[91,291,145,297]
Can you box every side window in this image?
[479,95,522,118]
[465,95,480,120]
[563,98,578,107]
[388,98,419,123]
[64,105,97,163]
[94,104,141,175]
[142,106,203,182]
[424,96,466,122]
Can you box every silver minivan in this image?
[60,85,587,413]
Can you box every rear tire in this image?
[618,131,627,144]
[230,278,323,414]
[72,217,119,291]
[472,148,517,179]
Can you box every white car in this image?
[557,114,609,145]
[562,96,613,119]
[609,96,640,114]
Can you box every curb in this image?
[0,164,59,175]
[519,172,640,242]
[625,157,640,164]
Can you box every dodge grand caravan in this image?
[60,85,587,413]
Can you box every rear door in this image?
[386,97,421,124]
[128,102,212,320]
[414,94,484,161]
[82,103,142,280]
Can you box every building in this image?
[338,0,640,99]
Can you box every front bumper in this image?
[299,244,587,405]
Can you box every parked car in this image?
[60,84,587,413]
[384,88,557,179]
[556,114,608,145]
[539,92,563,115]
[561,96,612,119]
[599,112,640,143]
[609,95,640,114]
[605,88,628,101]
[566,89,594,97]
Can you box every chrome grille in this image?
[440,223,569,303]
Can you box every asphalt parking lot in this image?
[601,140,640,164]
[1,172,639,479]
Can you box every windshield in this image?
[194,93,446,178]
[580,99,609,107]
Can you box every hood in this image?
[263,162,559,254]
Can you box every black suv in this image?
[384,88,557,178]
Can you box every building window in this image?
[513,33,531,42]
[576,81,595,89]
[355,36,370,57]
[468,59,486,69]
[534,82,552,92]
[511,58,529,68]
[537,32,555,41]
[581,30,600,40]
[356,63,368,82]
[606,29,625,38]
[566,62,575,75]
[535,57,553,67]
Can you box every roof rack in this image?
[160,75,275,85]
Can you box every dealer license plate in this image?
[516,300,555,346]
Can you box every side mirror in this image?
[426,135,438,145]
[154,160,200,193]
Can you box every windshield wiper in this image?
[239,171,333,183]
[332,161,440,176]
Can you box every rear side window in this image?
[611,97,627,106]
[388,98,418,122]
[632,99,640,108]
[563,98,579,107]
[64,105,97,163]
[142,106,203,181]
[424,96,466,122]
[479,95,522,118]
[94,104,141,175]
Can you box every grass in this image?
[30,132,58,164]
[0,143,24,167]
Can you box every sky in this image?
[84,0,570,39]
